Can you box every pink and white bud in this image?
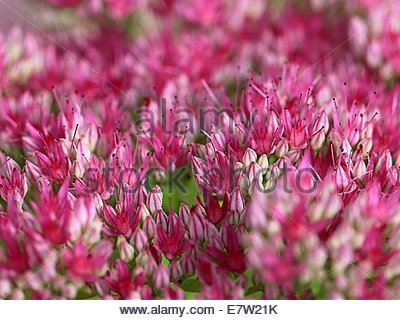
[249,178,265,198]
[376,149,392,173]
[71,160,85,179]
[59,138,72,156]
[267,111,280,136]
[189,213,205,242]
[389,167,399,185]
[86,123,99,152]
[311,130,325,150]
[360,139,373,157]
[208,234,225,251]
[179,203,191,228]
[266,163,280,180]
[257,154,269,170]
[24,160,41,183]
[276,139,289,158]
[191,156,205,175]
[147,185,163,214]
[155,210,168,232]
[143,215,157,239]
[0,279,11,298]
[286,149,301,163]
[24,271,43,291]
[340,138,353,156]
[335,166,351,192]
[238,172,250,191]
[247,161,262,184]
[153,265,170,289]
[137,203,150,221]
[234,161,244,172]
[62,284,78,299]
[180,255,195,276]
[314,110,329,133]
[247,189,267,230]
[227,211,240,225]
[131,229,148,252]
[117,236,135,262]
[348,128,360,146]
[169,261,182,281]
[9,289,25,300]
[329,130,342,151]
[133,184,148,207]
[205,142,216,158]
[353,158,367,178]
[69,196,100,244]
[229,187,244,213]
[242,148,257,167]
[367,40,382,68]
[350,16,368,55]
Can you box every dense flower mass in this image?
[1,0,400,300]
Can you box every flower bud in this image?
[9,289,25,300]
[367,40,382,68]
[147,185,163,214]
[62,284,78,299]
[257,154,269,170]
[340,138,352,156]
[359,138,373,156]
[180,255,195,276]
[169,261,182,282]
[350,16,368,55]
[311,130,325,150]
[286,149,301,163]
[335,165,351,192]
[389,167,399,185]
[353,158,367,178]
[143,215,156,239]
[131,229,148,252]
[137,203,150,221]
[191,156,205,175]
[0,279,11,298]
[276,140,289,158]
[314,110,329,134]
[238,172,250,191]
[376,149,392,173]
[155,210,168,231]
[202,142,212,158]
[266,163,280,180]
[348,128,360,146]
[242,148,257,167]
[72,160,85,179]
[189,213,205,242]
[153,265,170,289]
[229,187,244,213]
[86,123,99,152]
[179,203,191,229]
[133,184,148,208]
[228,211,240,225]
[247,161,262,184]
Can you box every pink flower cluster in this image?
[1,0,400,299]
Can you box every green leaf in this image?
[162,254,170,267]
[180,278,201,293]
[310,279,326,299]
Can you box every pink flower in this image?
[63,240,112,282]
[104,260,145,299]
[32,178,71,245]
[155,212,188,260]
[206,224,246,273]
[101,194,141,237]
